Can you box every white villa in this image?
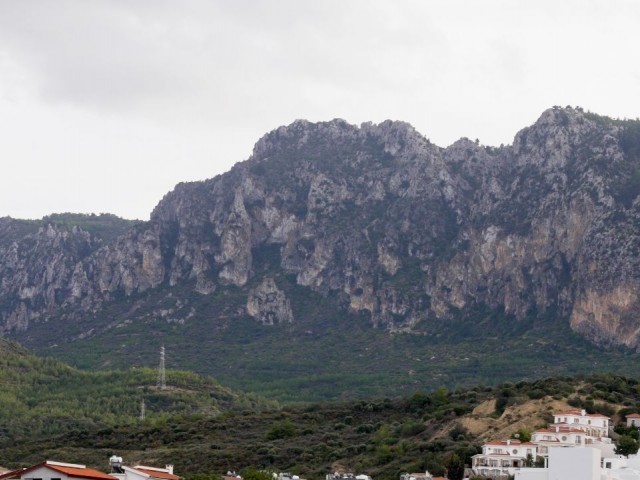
[472,409,614,478]
[552,409,610,438]
[627,413,640,428]
[471,439,538,478]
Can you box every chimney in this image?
[581,409,586,416]
[166,465,174,475]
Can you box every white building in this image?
[553,409,610,439]
[532,410,614,460]
[515,448,640,479]
[627,414,640,428]
[399,472,433,480]
[108,457,178,480]
[0,457,178,480]
[0,461,117,480]
[514,447,601,480]
[471,439,538,478]
[472,409,613,478]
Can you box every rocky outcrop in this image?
[246,278,293,325]
[2,107,640,351]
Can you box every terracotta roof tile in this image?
[0,469,25,480]
[554,410,609,418]
[133,468,179,480]
[47,464,116,480]
[0,462,115,480]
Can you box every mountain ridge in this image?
[2,107,640,398]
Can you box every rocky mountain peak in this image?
[3,108,640,368]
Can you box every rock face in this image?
[247,278,293,325]
[2,107,640,350]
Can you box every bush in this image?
[399,421,426,437]
[265,419,296,440]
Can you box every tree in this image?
[615,435,640,456]
[241,468,273,480]
[265,419,296,440]
[523,453,534,467]
[446,453,465,480]
[511,428,531,442]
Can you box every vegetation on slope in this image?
[36,279,640,403]
[0,339,277,444]
[3,355,640,480]
[0,213,137,249]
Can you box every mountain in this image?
[2,107,640,399]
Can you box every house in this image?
[472,409,614,478]
[399,472,433,480]
[0,458,178,480]
[514,448,640,479]
[326,473,372,480]
[530,424,589,455]
[108,457,178,480]
[533,410,614,459]
[552,409,610,438]
[0,461,116,480]
[627,413,640,428]
[514,447,601,480]
[471,439,538,478]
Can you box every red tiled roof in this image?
[0,469,25,480]
[554,410,609,418]
[47,464,116,480]
[133,468,179,480]
[534,426,587,434]
[627,413,640,418]
[0,462,115,480]
[484,440,535,446]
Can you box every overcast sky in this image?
[1,1,639,220]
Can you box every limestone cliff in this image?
[2,107,640,353]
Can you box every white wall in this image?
[514,468,548,480]
[548,447,600,480]
[22,467,69,480]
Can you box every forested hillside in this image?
[0,339,276,443]
[2,370,640,480]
